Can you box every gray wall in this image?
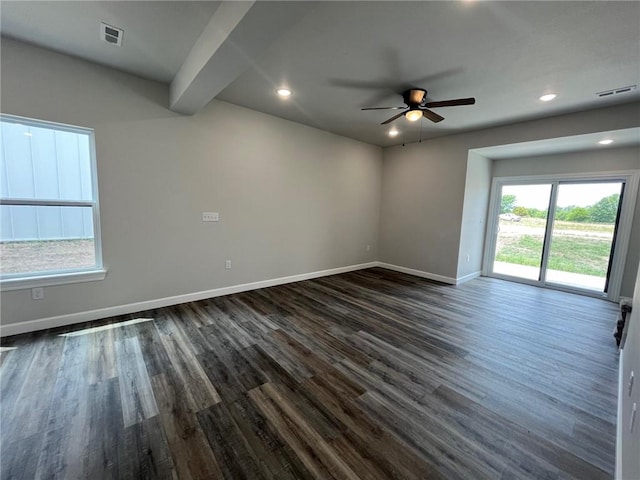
[2,36,640,329]
[0,38,382,326]
[380,102,640,282]
[457,151,492,279]
[492,147,640,297]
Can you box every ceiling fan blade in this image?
[424,97,476,108]
[381,111,407,125]
[422,109,445,123]
[361,106,406,111]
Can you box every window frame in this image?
[0,114,106,291]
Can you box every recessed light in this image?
[539,93,557,102]
[276,88,291,97]
[388,128,399,137]
[23,132,33,137]
[598,139,614,145]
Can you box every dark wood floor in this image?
[0,268,620,479]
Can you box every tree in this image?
[513,206,528,217]
[566,206,590,223]
[527,207,547,219]
[555,206,575,221]
[501,194,517,213]
[590,193,620,223]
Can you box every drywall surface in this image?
[380,101,640,280]
[0,38,382,326]
[379,136,469,279]
[457,151,492,279]
[492,147,640,297]
[617,257,640,480]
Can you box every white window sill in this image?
[0,269,107,292]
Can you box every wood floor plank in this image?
[151,372,224,480]
[225,393,315,479]
[37,362,91,478]
[248,382,361,479]
[88,325,118,385]
[431,385,610,480]
[198,347,267,404]
[197,401,271,480]
[155,313,221,411]
[115,336,159,427]
[0,268,619,479]
[85,378,123,479]
[0,433,43,480]
[2,335,65,442]
[301,370,441,480]
[0,334,45,430]
[131,317,172,377]
[117,417,176,480]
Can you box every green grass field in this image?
[517,217,615,233]
[496,234,612,277]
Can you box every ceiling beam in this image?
[170,1,311,115]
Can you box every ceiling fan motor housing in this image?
[403,88,427,106]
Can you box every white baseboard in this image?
[376,262,457,285]
[455,271,481,285]
[0,262,377,337]
[1,261,482,337]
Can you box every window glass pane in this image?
[546,182,623,292]
[493,184,552,281]
[0,205,96,275]
[0,121,93,201]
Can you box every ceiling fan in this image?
[362,88,475,125]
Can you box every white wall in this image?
[617,257,640,480]
[380,101,640,282]
[0,38,382,328]
[491,147,640,297]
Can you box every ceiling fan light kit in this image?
[362,88,476,126]
[405,110,423,122]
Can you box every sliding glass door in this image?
[485,174,634,299]
[493,184,552,281]
[544,182,623,292]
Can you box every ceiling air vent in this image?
[100,22,123,46]
[596,85,637,98]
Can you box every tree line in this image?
[501,193,620,223]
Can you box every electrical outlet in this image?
[225,260,232,270]
[202,212,219,222]
[31,287,44,300]
[366,244,371,252]
[466,254,470,262]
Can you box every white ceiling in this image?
[1,1,639,147]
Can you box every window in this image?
[0,114,105,290]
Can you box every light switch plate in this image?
[202,212,219,222]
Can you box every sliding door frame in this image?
[482,170,640,301]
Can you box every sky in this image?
[502,182,622,210]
